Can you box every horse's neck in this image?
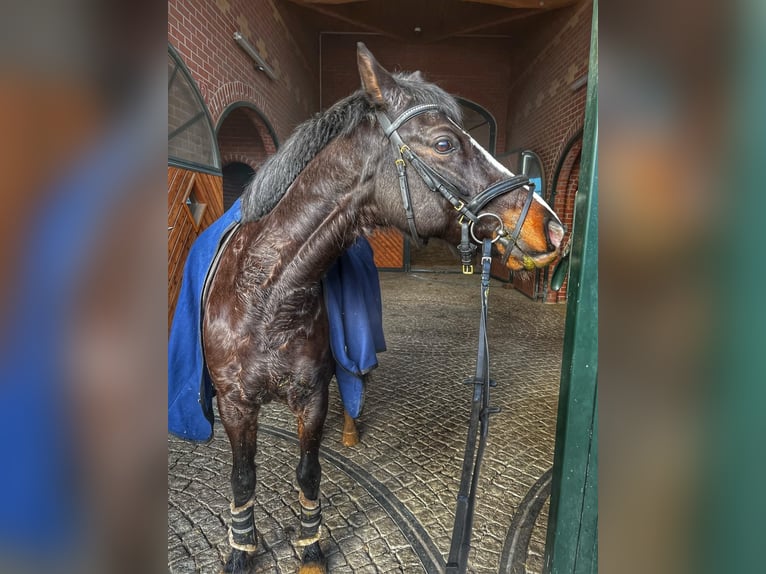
[253,136,376,288]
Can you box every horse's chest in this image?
[205,266,333,398]
[243,288,331,381]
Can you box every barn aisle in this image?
[168,272,565,573]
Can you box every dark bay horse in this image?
[202,43,563,573]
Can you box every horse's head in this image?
[357,43,564,271]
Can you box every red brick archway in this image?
[544,119,584,302]
[208,82,271,129]
[216,102,279,211]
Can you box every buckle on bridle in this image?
[462,264,474,275]
[455,200,467,224]
[394,158,406,168]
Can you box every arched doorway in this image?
[541,128,582,303]
[222,162,255,211]
[216,103,279,212]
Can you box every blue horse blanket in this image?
[168,199,385,441]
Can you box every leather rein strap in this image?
[376,104,535,272]
[446,240,499,573]
[376,105,534,571]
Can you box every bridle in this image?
[376,103,538,273]
[377,103,542,573]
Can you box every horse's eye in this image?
[434,138,454,154]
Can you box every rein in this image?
[446,239,499,573]
[376,104,537,273]
[376,105,535,571]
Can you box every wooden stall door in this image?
[168,166,223,328]
[368,227,405,270]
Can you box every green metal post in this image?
[543,1,598,573]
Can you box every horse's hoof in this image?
[222,548,257,573]
[298,541,326,574]
[341,429,359,447]
[341,412,359,447]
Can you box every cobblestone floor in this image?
[169,272,566,573]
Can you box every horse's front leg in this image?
[294,384,329,573]
[218,392,261,573]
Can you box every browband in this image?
[381,103,440,137]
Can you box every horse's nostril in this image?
[547,220,565,250]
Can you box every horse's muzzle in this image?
[495,217,565,270]
[547,219,565,252]
[526,219,565,268]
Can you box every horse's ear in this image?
[357,42,395,107]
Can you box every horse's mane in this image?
[240,71,462,222]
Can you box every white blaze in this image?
[452,119,562,224]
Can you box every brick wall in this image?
[505,0,591,174]
[320,34,517,154]
[505,0,593,301]
[168,0,319,141]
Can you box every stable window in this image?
[456,98,496,155]
[168,45,221,173]
[499,149,545,196]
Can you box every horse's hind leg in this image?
[218,394,261,573]
[341,409,360,447]
[295,386,329,573]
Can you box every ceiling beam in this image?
[286,0,405,40]
[296,0,368,4]
[462,0,575,8]
[425,8,538,43]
